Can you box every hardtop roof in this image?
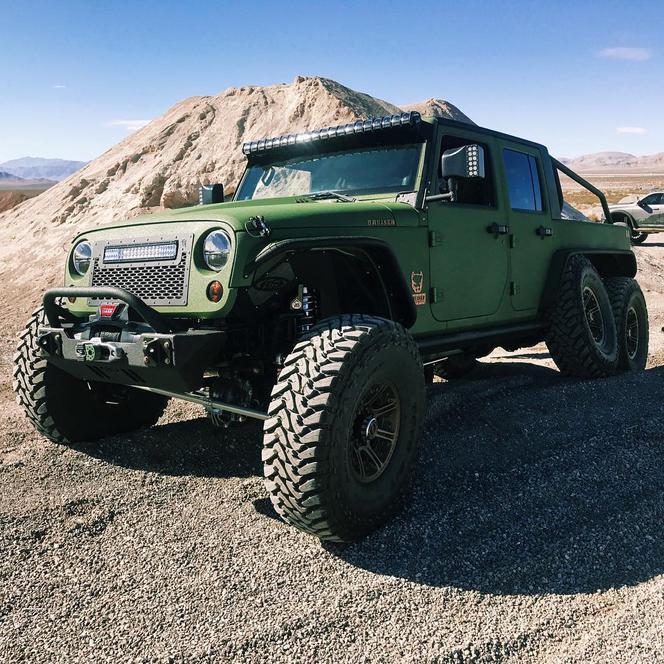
[427,115,549,154]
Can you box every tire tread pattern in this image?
[12,308,168,444]
[545,255,617,378]
[262,314,422,542]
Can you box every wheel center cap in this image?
[364,417,378,441]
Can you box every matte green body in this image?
[62,117,633,340]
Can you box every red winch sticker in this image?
[99,303,118,318]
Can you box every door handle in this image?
[536,226,553,237]
[487,222,509,235]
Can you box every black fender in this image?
[539,248,637,315]
[246,236,417,328]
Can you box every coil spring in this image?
[296,286,318,336]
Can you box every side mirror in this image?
[199,183,224,205]
[441,144,486,180]
[636,198,652,212]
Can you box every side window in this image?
[438,135,496,207]
[503,149,543,212]
[641,193,662,206]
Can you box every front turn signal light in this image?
[207,280,223,303]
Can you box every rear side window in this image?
[503,149,543,212]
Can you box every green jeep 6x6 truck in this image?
[13,112,649,542]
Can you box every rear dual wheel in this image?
[605,277,649,371]
[546,256,648,377]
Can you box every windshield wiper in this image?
[302,190,356,202]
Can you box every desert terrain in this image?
[561,173,664,219]
[1,242,662,662]
[0,78,663,661]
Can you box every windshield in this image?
[236,143,423,201]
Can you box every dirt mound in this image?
[405,98,471,122]
[0,76,470,325]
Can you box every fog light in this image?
[207,280,223,302]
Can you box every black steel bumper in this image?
[39,287,223,393]
[44,286,172,332]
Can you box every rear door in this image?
[498,143,552,312]
[428,131,510,323]
[642,193,664,226]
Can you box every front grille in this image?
[88,234,192,306]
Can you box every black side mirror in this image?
[199,183,224,205]
[441,144,486,180]
[637,198,652,212]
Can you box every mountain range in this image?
[0,157,86,182]
[0,170,56,191]
[561,151,664,173]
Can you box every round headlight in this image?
[203,230,231,271]
[72,241,92,276]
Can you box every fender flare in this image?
[246,236,417,328]
[610,210,639,230]
[539,248,637,315]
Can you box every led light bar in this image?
[466,144,484,178]
[242,111,422,155]
[103,241,178,263]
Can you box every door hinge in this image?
[510,281,518,296]
[429,230,442,247]
[430,287,444,303]
[509,234,516,249]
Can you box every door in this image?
[428,133,510,323]
[499,144,552,312]
[639,192,664,227]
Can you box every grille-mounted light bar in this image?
[103,241,178,264]
[242,111,422,156]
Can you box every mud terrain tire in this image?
[604,277,649,371]
[13,308,168,444]
[546,256,619,378]
[263,315,425,542]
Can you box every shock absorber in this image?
[293,285,318,336]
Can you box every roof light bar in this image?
[242,111,422,156]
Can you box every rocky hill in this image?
[0,76,471,325]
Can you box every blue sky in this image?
[1,0,662,163]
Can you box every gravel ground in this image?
[1,248,663,663]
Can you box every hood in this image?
[78,195,423,237]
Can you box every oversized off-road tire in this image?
[604,277,649,371]
[433,354,479,380]
[545,256,619,378]
[263,315,425,542]
[12,308,168,445]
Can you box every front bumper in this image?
[39,287,224,393]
